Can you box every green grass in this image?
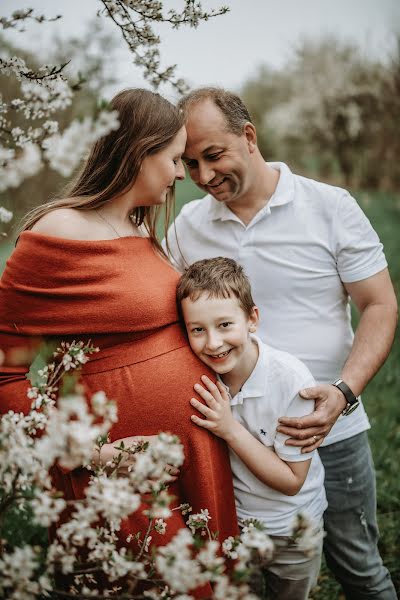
[1,188,399,597]
[312,191,400,599]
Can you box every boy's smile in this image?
[181,294,259,389]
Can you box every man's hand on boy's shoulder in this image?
[276,384,347,453]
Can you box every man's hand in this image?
[190,375,238,441]
[276,384,347,453]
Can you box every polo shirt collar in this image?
[207,162,294,222]
[267,162,295,208]
[219,336,268,406]
[207,195,241,223]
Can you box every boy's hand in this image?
[190,375,237,441]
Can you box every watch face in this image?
[343,401,360,416]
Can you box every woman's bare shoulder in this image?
[31,207,93,240]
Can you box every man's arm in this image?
[277,268,398,452]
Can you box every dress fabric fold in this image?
[0,231,238,589]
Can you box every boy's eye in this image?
[191,327,204,334]
[220,322,232,328]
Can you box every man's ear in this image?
[244,122,257,153]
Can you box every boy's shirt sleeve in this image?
[273,374,317,463]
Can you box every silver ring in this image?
[312,435,319,442]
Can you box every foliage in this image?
[0,1,229,228]
[311,191,400,598]
[241,37,400,191]
[0,340,322,599]
[0,23,121,226]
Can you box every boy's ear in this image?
[248,306,259,332]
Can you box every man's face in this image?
[183,100,255,205]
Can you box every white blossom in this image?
[213,575,257,600]
[0,143,42,192]
[42,110,120,177]
[85,475,141,530]
[30,491,67,527]
[155,528,204,593]
[35,394,113,470]
[130,432,184,493]
[187,508,211,534]
[0,206,13,223]
[18,78,73,119]
[103,548,146,581]
[197,540,224,574]
[0,545,51,600]
[292,513,325,556]
[154,518,167,535]
[240,522,274,558]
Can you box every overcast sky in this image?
[2,0,399,98]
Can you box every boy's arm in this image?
[191,376,311,496]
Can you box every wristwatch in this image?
[332,379,360,416]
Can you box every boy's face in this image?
[181,293,259,376]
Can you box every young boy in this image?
[176,257,327,600]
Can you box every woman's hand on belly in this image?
[93,435,179,480]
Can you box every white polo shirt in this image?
[165,163,388,445]
[224,337,327,536]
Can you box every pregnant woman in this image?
[0,89,237,586]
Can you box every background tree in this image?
[241,36,400,191]
[0,1,228,231]
[0,21,120,226]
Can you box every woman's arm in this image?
[190,376,311,496]
[92,435,178,479]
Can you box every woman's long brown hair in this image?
[19,88,185,256]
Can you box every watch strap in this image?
[332,379,360,416]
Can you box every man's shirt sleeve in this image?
[334,192,388,283]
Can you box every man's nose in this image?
[198,162,215,186]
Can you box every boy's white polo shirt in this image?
[165,162,388,446]
[221,336,327,537]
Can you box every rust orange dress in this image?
[0,231,238,565]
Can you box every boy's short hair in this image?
[176,257,255,317]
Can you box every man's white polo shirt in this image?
[165,162,388,445]
[223,337,327,537]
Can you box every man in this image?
[164,88,398,599]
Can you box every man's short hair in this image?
[176,256,255,318]
[177,87,253,136]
